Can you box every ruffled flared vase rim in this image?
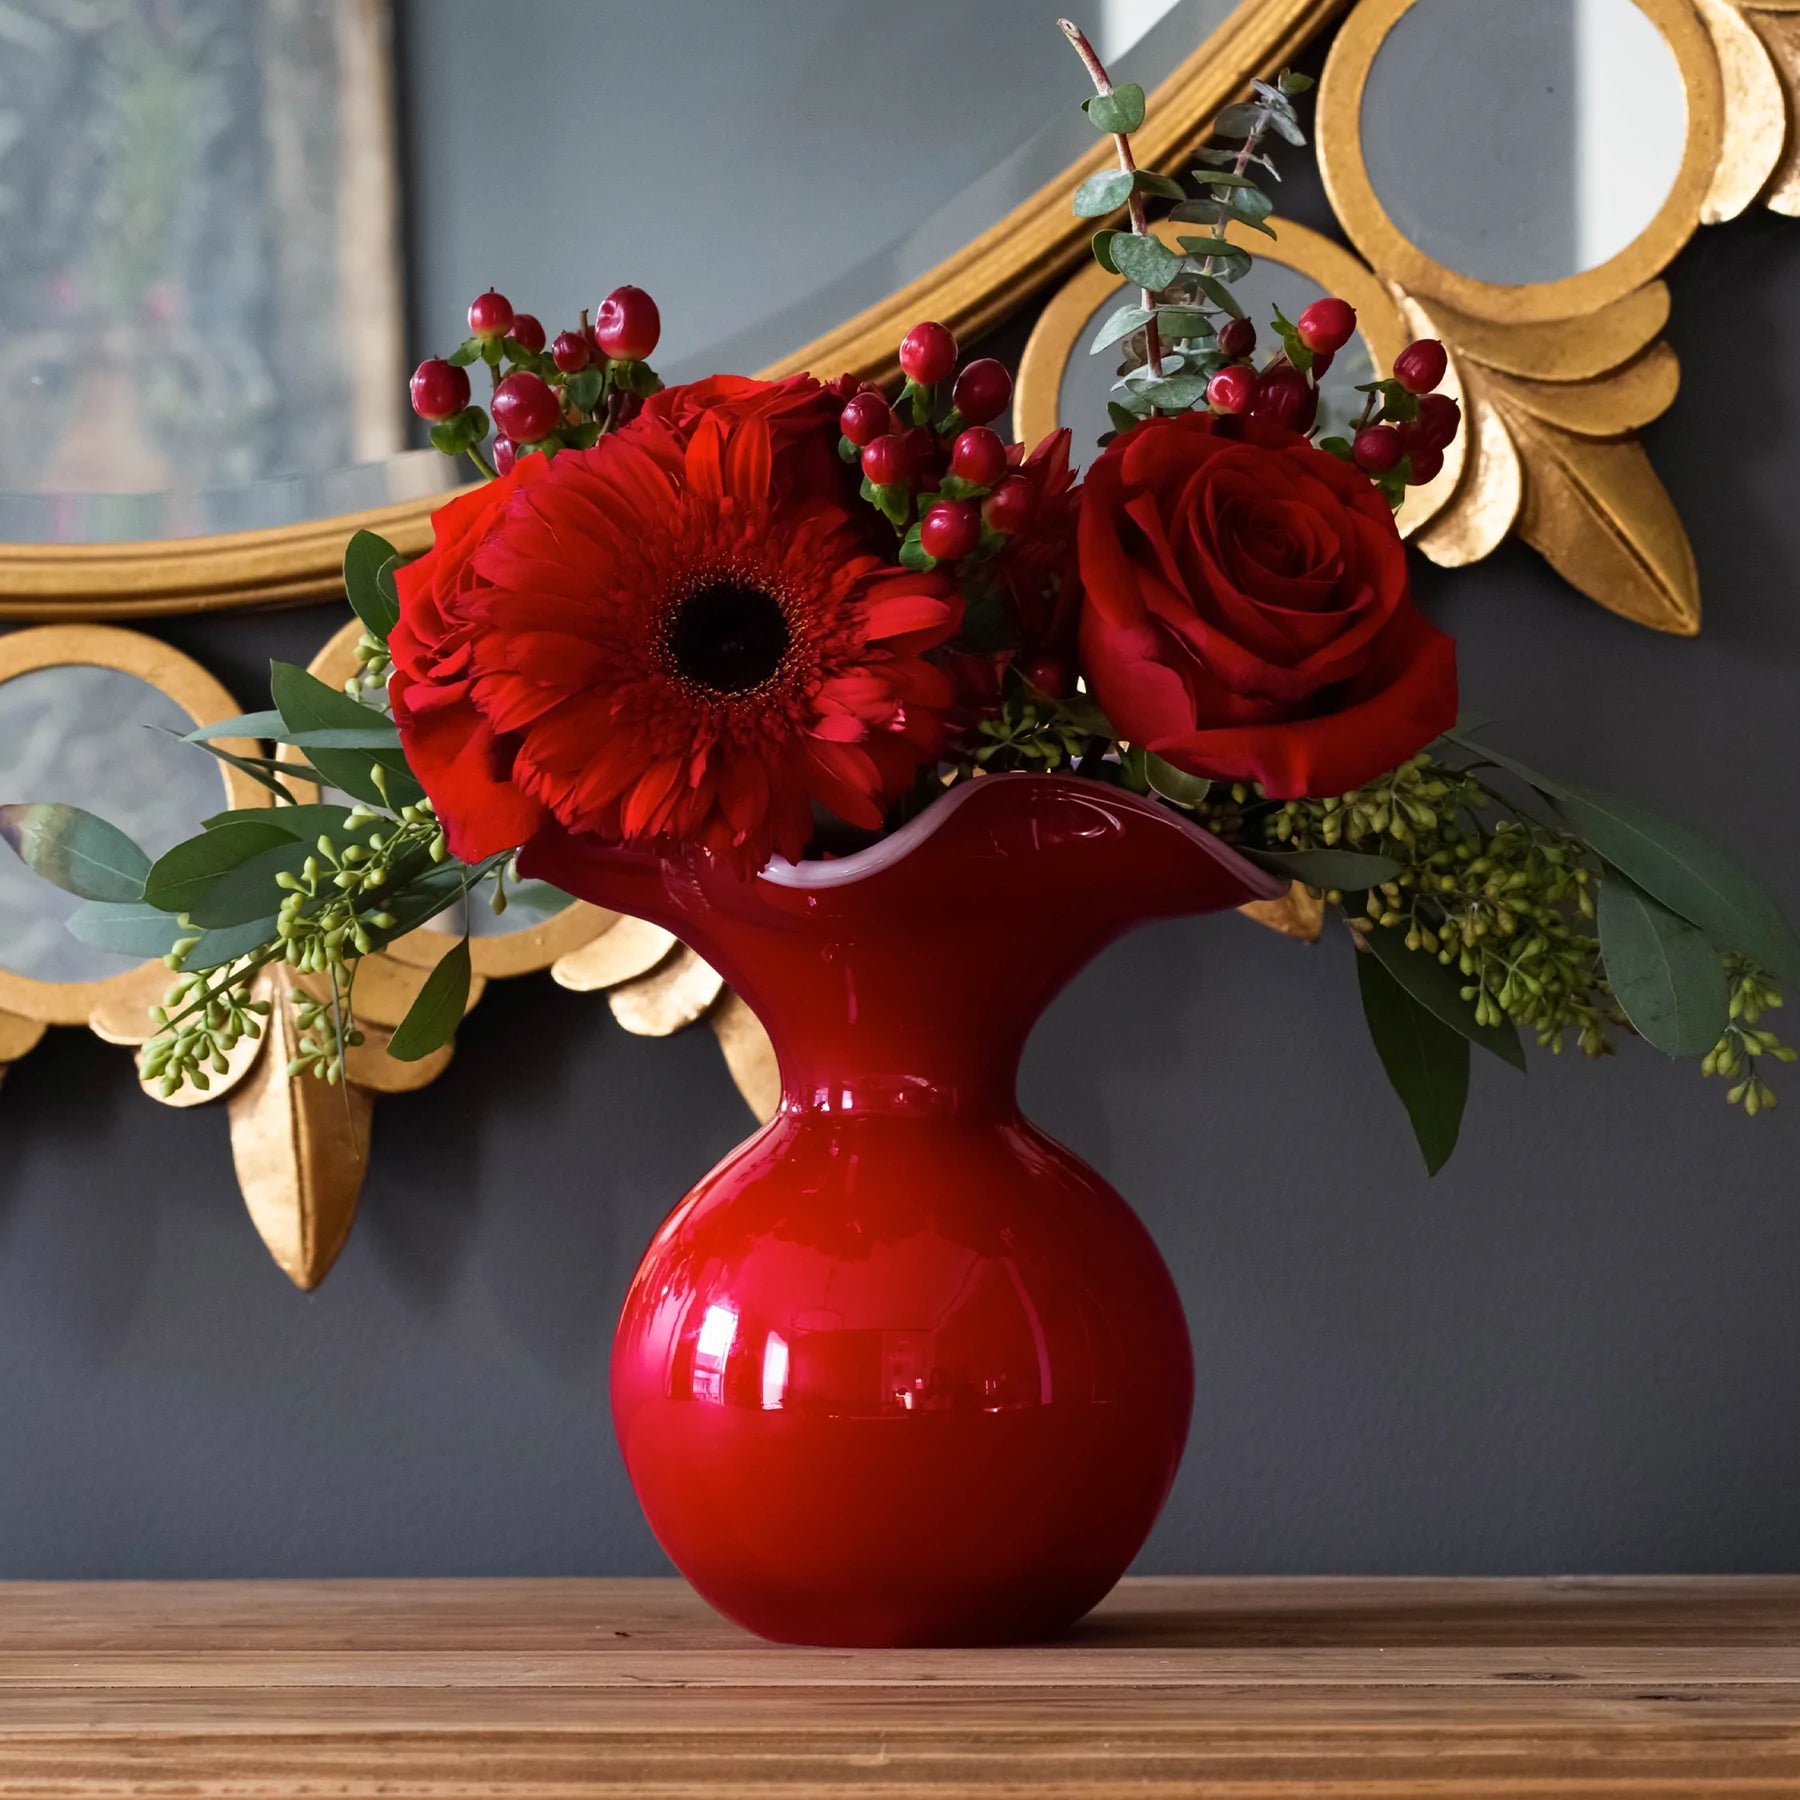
[759,770,1289,902]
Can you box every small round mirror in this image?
[1056,264,1376,471]
[0,665,226,983]
[1358,0,1687,286]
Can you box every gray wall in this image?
[0,9,1797,1577]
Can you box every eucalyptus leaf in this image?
[0,803,150,902]
[1598,877,1730,1058]
[184,711,287,743]
[1553,786,1800,988]
[142,818,308,922]
[1357,950,1470,1176]
[204,803,359,841]
[268,662,422,809]
[1134,373,1208,409]
[1362,923,1527,1072]
[1082,83,1145,133]
[343,529,401,639]
[1090,302,1153,354]
[1189,273,1244,317]
[1145,754,1210,807]
[387,936,471,1061]
[1213,102,1263,137]
[1190,170,1262,192]
[1073,168,1136,217]
[1090,228,1120,274]
[1241,845,1404,888]
[63,900,185,959]
[1110,232,1184,290]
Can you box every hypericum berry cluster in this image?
[1057,26,1460,512]
[1328,334,1460,504]
[839,319,1028,572]
[409,284,665,478]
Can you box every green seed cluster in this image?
[138,793,454,1099]
[1264,752,1617,1057]
[974,689,1091,772]
[288,986,366,1085]
[138,971,271,1098]
[1704,955,1797,1115]
[348,629,393,693]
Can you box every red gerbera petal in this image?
[391,383,961,876]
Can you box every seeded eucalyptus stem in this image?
[1059,18,1165,384]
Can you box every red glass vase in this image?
[523,773,1285,1645]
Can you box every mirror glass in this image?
[0,0,1242,544]
[1358,0,1687,286]
[1055,263,1376,470]
[0,666,227,983]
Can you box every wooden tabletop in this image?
[0,1576,1796,1794]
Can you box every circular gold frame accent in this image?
[1315,0,1724,324]
[0,625,264,1026]
[1014,213,1462,533]
[300,620,613,979]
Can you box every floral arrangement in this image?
[5,23,1796,1172]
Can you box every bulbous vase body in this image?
[523,774,1284,1646]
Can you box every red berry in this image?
[409,357,470,422]
[951,357,1012,425]
[491,370,561,443]
[1206,365,1257,415]
[1410,392,1461,450]
[1216,317,1256,360]
[468,290,513,339]
[492,435,519,477]
[898,320,957,385]
[595,285,661,360]
[839,392,891,447]
[551,331,591,373]
[950,426,1007,488]
[1353,425,1404,475]
[1296,297,1356,355]
[1393,337,1448,395]
[920,500,981,561]
[1250,365,1317,432]
[1023,656,1074,699]
[982,476,1034,534]
[861,434,913,487]
[509,312,545,354]
[1404,443,1444,485]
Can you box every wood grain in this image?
[0,1578,1795,1794]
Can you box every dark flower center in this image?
[667,580,792,693]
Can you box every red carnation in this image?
[1076,413,1456,797]
[390,388,961,874]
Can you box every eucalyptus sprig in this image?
[1061,18,1312,434]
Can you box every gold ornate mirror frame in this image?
[5,0,1798,1285]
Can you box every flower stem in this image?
[465,444,498,481]
[1059,18,1164,385]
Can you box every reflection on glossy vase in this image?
[523,773,1285,1646]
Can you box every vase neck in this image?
[519,775,1288,1119]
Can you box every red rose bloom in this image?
[1077,413,1456,797]
[390,389,960,874]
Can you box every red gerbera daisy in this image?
[390,394,960,875]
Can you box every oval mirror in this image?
[0,664,235,984]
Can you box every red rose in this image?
[1077,413,1456,797]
